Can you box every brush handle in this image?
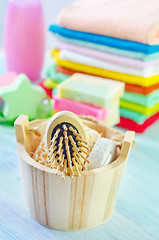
[46,111,88,149]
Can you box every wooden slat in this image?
[15,116,134,230]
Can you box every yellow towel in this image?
[120,100,159,116]
[44,79,58,89]
[52,49,159,87]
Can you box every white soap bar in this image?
[86,138,117,170]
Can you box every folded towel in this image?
[58,0,159,45]
[57,65,87,75]
[51,25,159,54]
[118,112,159,133]
[43,79,58,89]
[56,65,159,95]
[52,49,159,87]
[59,49,159,77]
[56,40,159,70]
[125,83,159,95]
[46,64,68,83]
[57,36,159,61]
[121,90,159,107]
[38,81,52,98]
[120,107,153,124]
[120,100,159,116]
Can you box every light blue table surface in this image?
[0,51,159,239]
[0,120,159,240]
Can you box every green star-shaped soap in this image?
[0,74,46,121]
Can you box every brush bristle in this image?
[48,122,89,177]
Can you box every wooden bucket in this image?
[14,114,134,230]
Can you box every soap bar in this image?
[0,72,17,88]
[54,99,120,127]
[107,101,119,118]
[58,73,124,108]
[104,102,120,127]
[53,107,119,127]
[57,65,159,95]
[53,95,107,121]
[0,74,46,121]
[86,138,117,170]
[104,112,120,127]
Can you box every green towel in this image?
[46,64,69,83]
[121,90,159,107]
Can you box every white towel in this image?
[59,49,159,77]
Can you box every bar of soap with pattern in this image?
[58,73,124,108]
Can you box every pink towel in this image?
[58,0,159,45]
[56,40,159,70]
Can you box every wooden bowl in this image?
[14,114,134,230]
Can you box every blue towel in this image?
[56,35,159,62]
[50,25,159,54]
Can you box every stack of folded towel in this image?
[39,64,69,98]
[53,73,124,127]
[44,64,68,89]
[49,0,159,133]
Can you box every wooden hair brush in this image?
[46,111,90,178]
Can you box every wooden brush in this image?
[46,111,90,178]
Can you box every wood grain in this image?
[1,119,159,239]
[14,114,134,230]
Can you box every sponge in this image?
[86,138,117,170]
